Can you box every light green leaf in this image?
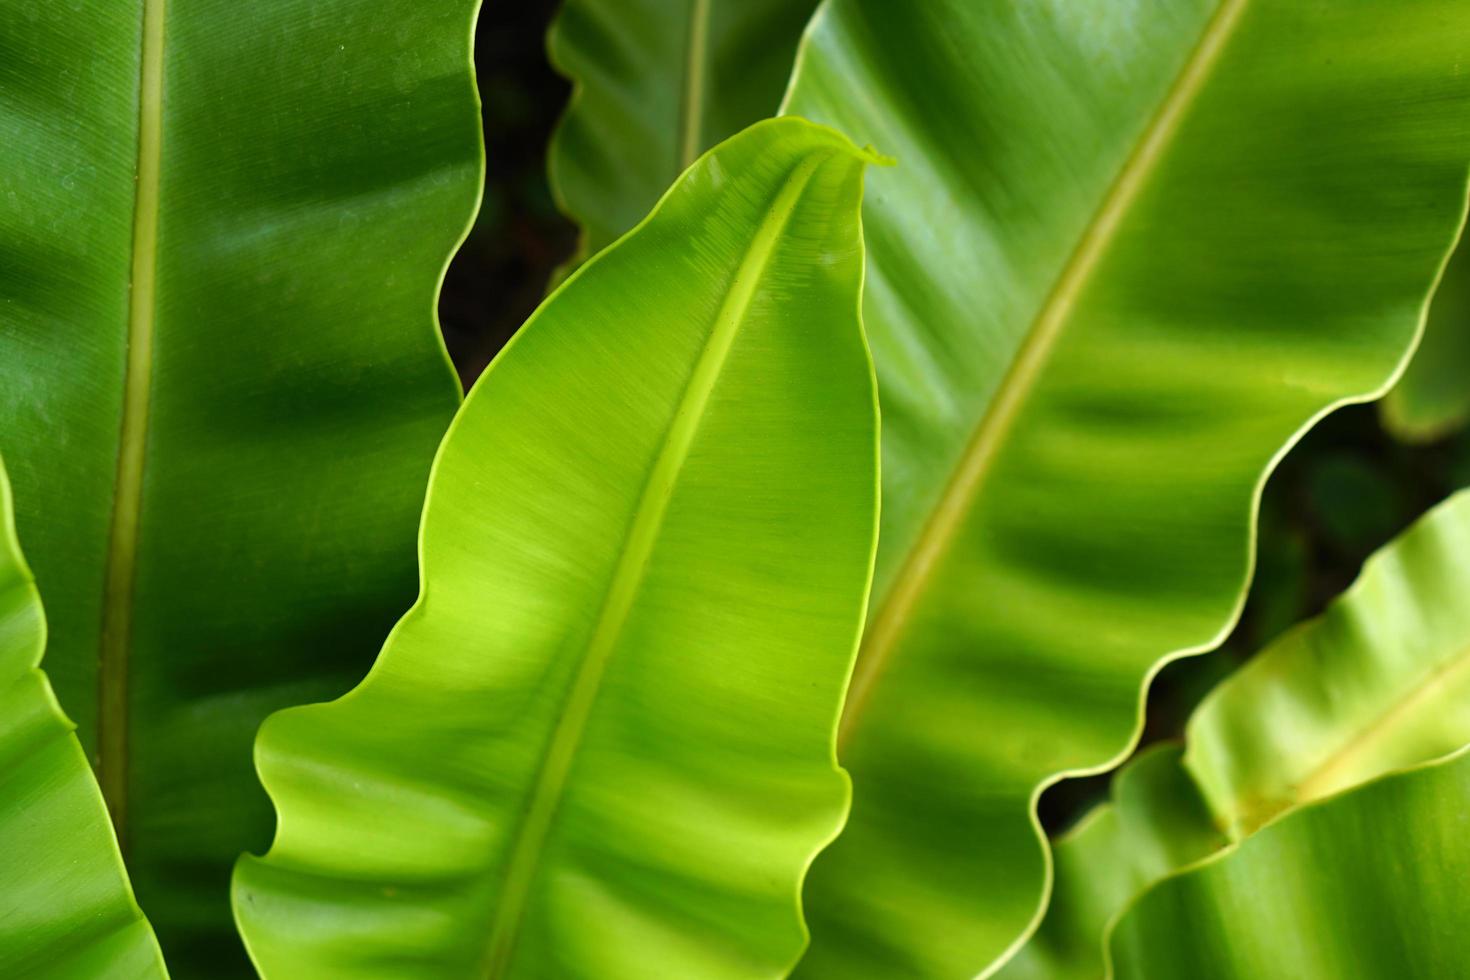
[1111,742,1470,977]
[0,456,166,979]
[1186,487,1470,836]
[780,1,1470,973]
[232,118,882,979]
[547,0,818,264]
[1384,230,1470,443]
[1007,488,1470,980]
[0,0,482,966]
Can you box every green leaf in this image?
[1111,743,1470,977]
[232,118,882,979]
[780,1,1470,974]
[1186,487,1470,836]
[1006,488,1470,980]
[0,456,166,978]
[997,745,1224,980]
[547,0,818,264]
[0,0,481,966]
[1384,228,1470,443]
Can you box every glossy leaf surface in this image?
[233,118,881,979]
[1007,488,1470,980]
[1384,231,1470,442]
[547,0,817,263]
[0,457,166,979]
[0,0,481,965]
[782,1,1470,973]
[1112,744,1470,978]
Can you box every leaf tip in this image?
[859,144,896,168]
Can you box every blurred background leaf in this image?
[1383,232,1470,443]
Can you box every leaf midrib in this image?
[837,0,1251,747]
[1235,641,1470,835]
[479,150,832,978]
[675,0,711,172]
[98,0,167,842]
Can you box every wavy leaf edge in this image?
[234,114,889,977]
[1101,735,1470,979]
[777,0,1470,970]
[0,457,168,977]
[983,198,1469,974]
[889,59,1470,980]
[1017,484,1470,980]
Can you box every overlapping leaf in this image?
[997,745,1224,980]
[1112,743,1470,977]
[1005,488,1470,979]
[547,0,817,265]
[0,456,166,979]
[780,1,1470,973]
[1187,488,1470,832]
[233,118,882,979]
[0,0,482,966]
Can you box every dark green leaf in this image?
[547,0,818,264]
[0,0,482,965]
[781,1,1470,973]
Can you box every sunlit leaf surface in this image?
[234,118,882,979]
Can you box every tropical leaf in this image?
[1186,487,1470,835]
[1005,487,1470,980]
[232,118,883,979]
[996,745,1224,980]
[547,0,817,265]
[0,0,482,966]
[1384,229,1470,443]
[1111,742,1470,977]
[779,1,1470,974]
[0,456,166,979]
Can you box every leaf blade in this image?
[781,1,1470,973]
[1007,489,1470,980]
[233,117,881,979]
[547,0,819,264]
[0,458,167,979]
[1187,489,1470,836]
[0,0,483,965]
[1111,743,1470,978]
[996,744,1225,980]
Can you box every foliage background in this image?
[439,1,1470,831]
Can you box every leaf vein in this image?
[839,0,1251,747]
[479,150,832,977]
